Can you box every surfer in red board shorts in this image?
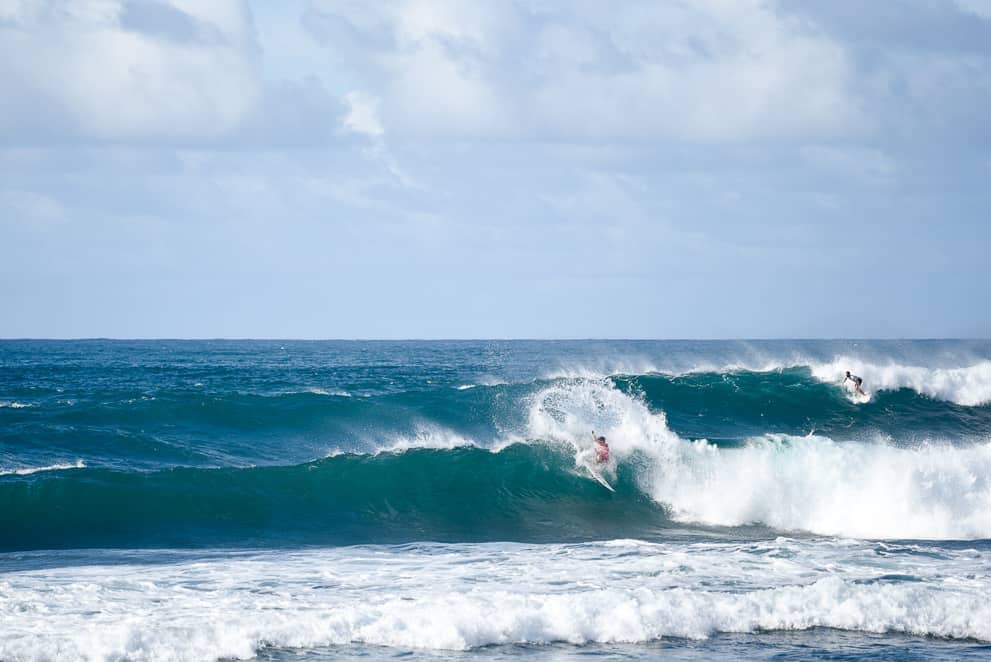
[592,432,609,464]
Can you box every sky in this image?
[1,0,989,339]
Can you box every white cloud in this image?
[955,0,991,20]
[305,0,858,142]
[533,24,601,68]
[340,90,415,188]
[0,0,261,141]
[392,0,510,51]
[342,91,384,137]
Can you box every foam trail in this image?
[543,357,674,381]
[340,425,480,456]
[526,379,991,539]
[2,540,988,659]
[303,387,351,397]
[0,460,85,476]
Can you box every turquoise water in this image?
[2,340,991,659]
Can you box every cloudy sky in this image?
[1,0,989,338]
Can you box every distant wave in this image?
[547,357,991,407]
[301,387,351,397]
[809,358,991,406]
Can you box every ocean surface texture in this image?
[2,339,991,660]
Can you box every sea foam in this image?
[1,540,988,659]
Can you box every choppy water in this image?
[2,340,990,660]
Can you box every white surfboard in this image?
[582,458,615,492]
[576,446,615,491]
[844,385,871,403]
[851,390,871,403]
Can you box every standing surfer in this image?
[592,432,609,464]
[844,371,865,395]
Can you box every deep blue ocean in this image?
[2,339,991,660]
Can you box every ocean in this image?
[2,339,990,660]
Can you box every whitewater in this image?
[2,339,991,660]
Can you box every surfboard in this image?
[844,385,871,403]
[584,461,615,492]
[850,390,871,404]
[575,446,615,491]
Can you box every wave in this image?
[5,375,991,548]
[4,371,991,547]
[545,354,991,407]
[2,540,988,659]
[0,384,521,464]
[0,444,666,551]
[647,433,991,539]
[6,363,989,469]
[527,378,991,540]
[620,368,991,441]
[302,387,352,397]
[809,358,991,406]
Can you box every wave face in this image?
[2,339,991,550]
[0,445,670,550]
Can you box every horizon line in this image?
[1,337,987,342]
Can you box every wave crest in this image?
[811,358,991,406]
[0,460,85,476]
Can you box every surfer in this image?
[592,432,609,464]
[844,371,864,395]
